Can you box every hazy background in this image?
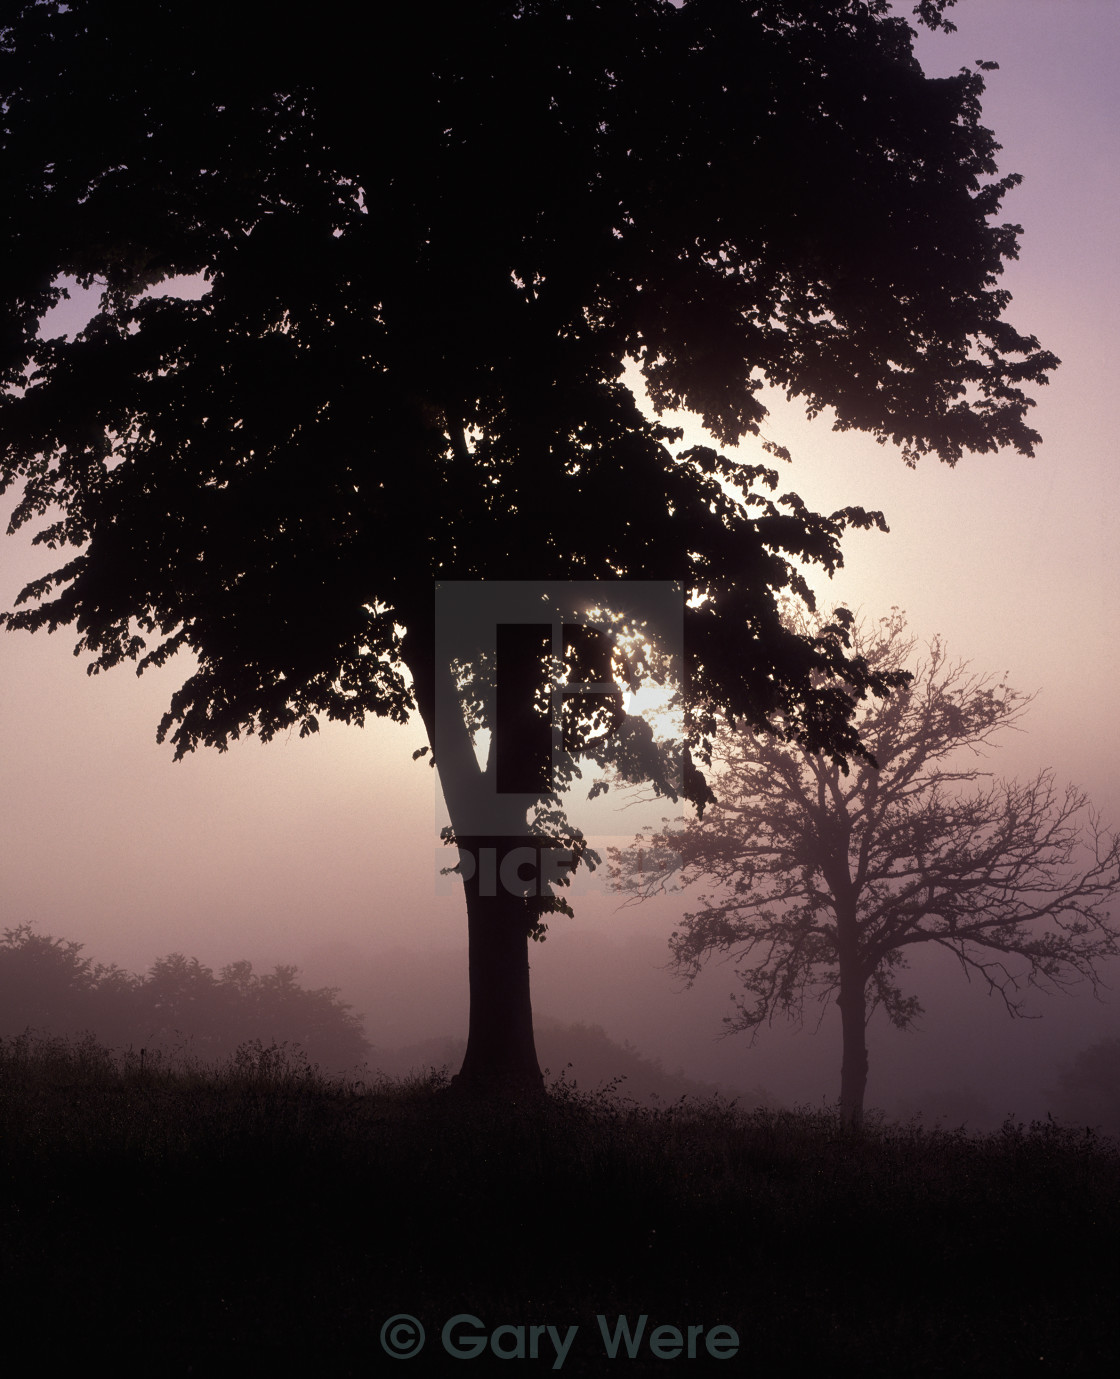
[1,1,1117,1124]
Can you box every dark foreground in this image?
[1,1034,1117,1377]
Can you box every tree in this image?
[139,953,369,1071]
[0,923,99,1032]
[0,926,370,1073]
[0,1,1058,1093]
[609,609,1120,1127]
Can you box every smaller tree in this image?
[609,609,1120,1127]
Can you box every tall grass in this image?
[1,1032,1116,1375]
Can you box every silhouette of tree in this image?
[252,962,368,1071]
[609,609,1120,1127]
[0,924,99,1032]
[0,927,369,1073]
[0,1,1058,1092]
[141,953,227,1053]
[136,953,369,1071]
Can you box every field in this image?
[1,1033,1117,1376]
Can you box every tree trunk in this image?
[454,834,545,1096]
[837,964,869,1129]
[399,619,546,1097]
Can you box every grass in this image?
[1,1031,1117,1375]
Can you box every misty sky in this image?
[1,1,1117,1120]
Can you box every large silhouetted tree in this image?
[1,1,1058,1093]
[609,610,1120,1127]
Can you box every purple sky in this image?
[1,1,1117,1119]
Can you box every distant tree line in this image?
[0,925,370,1074]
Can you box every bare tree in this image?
[609,609,1120,1127]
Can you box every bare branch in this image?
[609,607,1120,1124]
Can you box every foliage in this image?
[0,924,370,1073]
[0,0,1055,776]
[609,607,1120,1123]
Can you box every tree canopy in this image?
[0,0,1059,1089]
[1,0,1055,758]
[609,610,1120,1125]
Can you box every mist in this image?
[4,3,1118,1131]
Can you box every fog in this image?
[297,919,1120,1130]
[2,1,1118,1131]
